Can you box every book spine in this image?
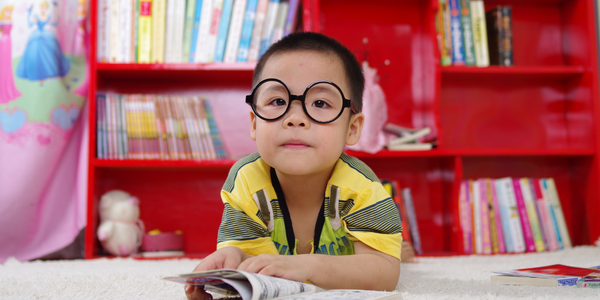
[177,97,196,159]
[459,0,475,65]
[151,0,166,63]
[136,97,146,159]
[237,0,259,62]
[138,0,153,63]
[283,0,299,36]
[224,0,248,63]
[109,0,121,62]
[96,95,105,159]
[469,0,488,67]
[532,178,558,251]
[390,181,412,244]
[270,0,288,45]
[577,278,600,288]
[189,0,204,62]
[97,0,109,62]
[488,179,505,253]
[132,0,139,62]
[120,0,133,63]
[471,180,481,253]
[544,178,572,248]
[258,0,280,58]
[174,0,188,62]
[485,7,502,65]
[124,96,133,159]
[494,179,514,253]
[459,180,472,254]
[203,0,224,63]
[182,0,198,62]
[437,0,452,66]
[500,177,526,253]
[194,98,213,159]
[512,178,536,252]
[247,0,269,62]
[520,178,546,252]
[193,0,214,62]
[120,95,130,158]
[116,95,126,159]
[401,188,422,254]
[108,94,117,159]
[214,0,235,63]
[164,0,175,62]
[203,100,227,158]
[500,6,513,66]
[448,0,465,65]
[148,96,160,159]
[188,97,206,159]
[478,179,492,254]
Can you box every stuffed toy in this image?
[97,190,144,256]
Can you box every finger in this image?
[185,285,213,300]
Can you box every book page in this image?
[241,271,318,300]
[272,289,403,300]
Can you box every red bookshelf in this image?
[85,0,600,258]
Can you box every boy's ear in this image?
[345,112,364,146]
[250,111,257,141]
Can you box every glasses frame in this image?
[245,78,356,124]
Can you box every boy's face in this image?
[250,50,364,177]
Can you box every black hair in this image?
[253,32,365,112]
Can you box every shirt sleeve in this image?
[216,189,279,256]
[342,181,403,260]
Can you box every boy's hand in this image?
[186,247,248,300]
[237,254,313,283]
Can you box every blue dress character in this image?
[16,1,70,84]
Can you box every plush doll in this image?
[97,190,144,256]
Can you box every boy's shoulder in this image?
[222,152,270,193]
[329,153,381,191]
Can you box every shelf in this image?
[95,63,255,83]
[441,65,585,79]
[92,158,238,169]
[96,62,256,71]
[347,148,595,158]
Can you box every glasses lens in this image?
[253,80,289,120]
[305,82,344,122]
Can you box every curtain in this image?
[0,0,89,262]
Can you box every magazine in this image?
[163,269,402,300]
[491,264,598,287]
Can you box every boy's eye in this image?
[312,100,330,109]
[268,98,287,107]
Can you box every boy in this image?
[186,32,402,300]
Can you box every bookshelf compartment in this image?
[92,168,228,257]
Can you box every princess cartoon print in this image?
[0,4,22,103]
[16,0,70,85]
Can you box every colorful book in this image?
[448,0,465,65]
[499,6,513,66]
[138,0,153,63]
[259,0,280,57]
[194,98,215,159]
[458,0,476,65]
[494,178,514,253]
[182,0,199,62]
[270,0,289,45]
[96,95,107,158]
[543,178,572,248]
[519,178,545,252]
[283,0,299,36]
[203,100,227,159]
[193,0,214,62]
[390,180,412,245]
[97,0,110,62]
[237,0,259,62]
[119,0,134,63]
[488,179,505,253]
[532,178,558,251]
[223,0,248,63]
[247,0,269,62]
[512,179,536,252]
[165,0,177,62]
[189,0,204,62]
[151,0,167,63]
[133,0,140,62]
[486,6,504,66]
[213,0,235,63]
[491,275,579,287]
[401,188,422,254]
[471,180,482,253]
[109,0,121,63]
[459,181,472,254]
[437,0,452,66]
[497,177,526,253]
[203,0,225,62]
[577,272,600,288]
[478,179,492,254]
[469,0,489,67]
[173,0,187,63]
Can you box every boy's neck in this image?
[274,166,335,209]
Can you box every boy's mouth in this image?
[281,139,310,148]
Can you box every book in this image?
[387,127,431,146]
[477,179,492,254]
[387,143,433,151]
[519,178,545,252]
[259,0,281,57]
[532,178,558,251]
[189,0,204,62]
[459,0,476,66]
[494,264,597,282]
[270,0,289,45]
[283,0,299,36]
[109,0,121,63]
[499,6,513,66]
[543,178,572,248]
[203,100,227,159]
[401,188,422,254]
[491,275,579,287]
[459,181,473,254]
[205,0,225,63]
[577,272,600,288]
[494,178,514,253]
[448,0,465,65]
[471,180,481,253]
[223,0,249,63]
[151,0,167,63]
[485,179,503,253]
[496,177,525,253]
[165,0,176,62]
[247,0,269,62]
[237,0,259,62]
[97,0,110,62]
[388,180,412,244]
[213,0,235,63]
[469,0,489,67]
[193,0,214,62]
[138,0,153,63]
[120,0,134,63]
[437,0,452,66]
[486,6,512,66]
[182,0,199,62]
[96,94,107,158]
[133,0,140,62]
[172,0,187,63]
[163,269,402,300]
[512,178,536,252]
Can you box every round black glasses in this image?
[245,78,356,124]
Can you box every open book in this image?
[163,269,402,300]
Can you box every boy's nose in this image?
[283,102,309,128]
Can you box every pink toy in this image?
[97,190,144,256]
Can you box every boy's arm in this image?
[237,241,400,291]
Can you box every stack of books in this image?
[459,178,571,255]
[97,0,301,64]
[382,180,422,255]
[437,0,513,67]
[383,124,434,151]
[491,264,600,288]
[96,93,227,160]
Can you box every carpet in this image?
[1,246,600,300]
